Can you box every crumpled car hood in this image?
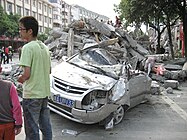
[51,61,117,90]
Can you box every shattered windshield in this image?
[68,48,119,75]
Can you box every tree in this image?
[116,0,165,52]
[0,6,20,38]
[174,0,187,58]
[38,33,48,42]
[162,1,180,59]
[115,0,179,58]
[0,6,9,35]
[7,13,20,37]
[38,28,51,42]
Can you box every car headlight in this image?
[81,90,109,111]
[95,90,107,98]
[82,90,107,104]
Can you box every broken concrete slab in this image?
[164,80,179,89]
[151,81,160,95]
[44,18,187,84]
[163,64,182,71]
[165,87,173,94]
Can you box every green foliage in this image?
[116,0,181,58]
[38,33,48,42]
[117,0,179,28]
[0,6,20,38]
[37,28,51,42]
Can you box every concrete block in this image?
[151,81,160,95]
[164,80,179,89]
[166,87,173,94]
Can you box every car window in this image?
[99,49,118,65]
[80,49,118,65]
[81,50,110,65]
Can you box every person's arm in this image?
[10,83,23,135]
[17,66,31,84]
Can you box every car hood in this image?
[51,61,117,90]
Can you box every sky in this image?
[66,0,121,22]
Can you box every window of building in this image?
[44,16,47,23]
[7,2,12,13]
[49,18,52,24]
[49,7,52,14]
[33,0,36,7]
[44,5,47,12]
[25,8,29,15]
[53,14,60,20]
[39,2,42,10]
[53,14,57,19]
[17,5,21,15]
[32,11,36,18]
[54,7,58,12]
[25,0,29,4]
[39,26,42,32]
[39,14,42,21]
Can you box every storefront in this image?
[0,36,27,52]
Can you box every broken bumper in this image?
[48,101,119,124]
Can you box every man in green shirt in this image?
[17,16,52,140]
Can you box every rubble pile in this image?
[45,19,149,67]
[44,19,187,94]
[1,19,187,96]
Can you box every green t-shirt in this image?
[20,40,51,99]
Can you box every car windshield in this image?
[67,48,121,78]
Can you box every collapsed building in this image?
[45,18,187,94]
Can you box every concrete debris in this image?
[44,18,187,92]
[164,80,179,89]
[163,64,182,71]
[182,61,187,70]
[62,129,78,136]
[165,87,174,94]
[151,81,161,95]
[45,18,149,63]
[150,74,166,83]
[1,19,186,98]
[105,118,114,130]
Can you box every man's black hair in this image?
[19,16,38,37]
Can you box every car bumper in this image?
[48,100,119,124]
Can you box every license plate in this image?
[53,95,74,107]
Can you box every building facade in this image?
[0,0,110,31]
[49,0,71,28]
[49,0,62,27]
[0,0,54,33]
[71,5,109,22]
[49,0,109,28]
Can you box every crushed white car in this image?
[49,46,152,129]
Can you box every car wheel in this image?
[113,105,124,125]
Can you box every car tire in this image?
[113,105,125,125]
